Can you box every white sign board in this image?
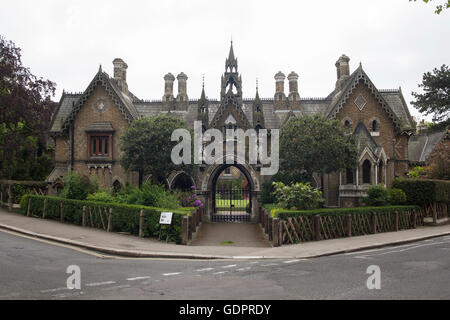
[159,212,173,225]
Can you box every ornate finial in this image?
[256,78,259,91]
[99,64,102,72]
[202,74,205,89]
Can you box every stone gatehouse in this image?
[48,42,419,221]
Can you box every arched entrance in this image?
[209,164,254,222]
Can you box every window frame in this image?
[88,133,113,158]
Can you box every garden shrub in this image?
[392,178,450,206]
[362,185,390,206]
[60,171,97,200]
[272,181,323,210]
[388,188,407,205]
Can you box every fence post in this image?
[372,212,377,234]
[432,202,437,224]
[107,208,113,232]
[139,209,144,237]
[345,214,352,237]
[259,206,262,223]
[188,215,193,240]
[394,211,399,231]
[412,210,417,229]
[43,198,47,219]
[314,215,321,241]
[82,206,86,227]
[8,184,12,212]
[59,202,64,222]
[26,197,31,217]
[191,211,196,233]
[182,216,189,245]
[273,218,280,247]
[268,216,273,241]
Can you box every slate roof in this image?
[408,130,447,162]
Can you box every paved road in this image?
[1,229,449,300]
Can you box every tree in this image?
[0,36,56,180]
[411,65,450,128]
[120,114,192,186]
[410,0,450,14]
[279,115,358,181]
[426,140,450,180]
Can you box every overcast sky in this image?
[1,0,448,121]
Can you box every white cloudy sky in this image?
[1,0,448,121]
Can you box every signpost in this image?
[159,212,173,242]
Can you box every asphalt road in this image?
[0,229,449,300]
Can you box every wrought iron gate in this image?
[212,185,251,222]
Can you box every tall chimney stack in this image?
[287,71,300,101]
[113,58,128,93]
[163,73,175,101]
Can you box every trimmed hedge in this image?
[271,205,421,220]
[392,178,450,206]
[0,180,49,204]
[20,195,193,244]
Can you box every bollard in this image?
[372,212,377,234]
[268,216,273,241]
[412,210,417,229]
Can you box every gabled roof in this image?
[55,69,139,134]
[408,129,447,162]
[326,65,408,131]
[354,121,378,155]
[209,93,251,129]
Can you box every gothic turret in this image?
[252,82,265,130]
[221,41,242,103]
[197,78,209,130]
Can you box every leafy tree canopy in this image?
[410,0,450,14]
[0,36,56,180]
[120,114,192,186]
[279,115,358,179]
[411,64,450,128]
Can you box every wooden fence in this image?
[0,180,49,211]
[181,206,204,245]
[259,207,425,247]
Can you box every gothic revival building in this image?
[48,42,417,220]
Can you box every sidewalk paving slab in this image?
[1,208,450,260]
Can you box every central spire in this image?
[225,40,238,73]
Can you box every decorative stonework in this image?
[94,98,109,114]
[354,94,367,111]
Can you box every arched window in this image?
[378,162,383,184]
[362,160,371,184]
[346,168,354,184]
[344,120,352,130]
[112,180,122,192]
[371,120,379,132]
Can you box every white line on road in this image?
[213,271,229,275]
[101,285,131,291]
[354,240,450,259]
[283,259,301,264]
[126,276,151,281]
[236,267,252,271]
[221,264,237,268]
[85,281,116,287]
[195,268,214,272]
[41,287,69,293]
[162,272,182,276]
[261,263,279,267]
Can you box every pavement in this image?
[1,208,450,260]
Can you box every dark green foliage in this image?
[363,185,390,206]
[392,178,450,205]
[389,188,407,205]
[60,171,97,200]
[279,115,358,179]
[0,180,49,204]
[20,195,192,244]
[273,205,421,219]
[0,36,56,180]
[411,64,450,125]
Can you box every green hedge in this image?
[272,205,421,220]
[20,195,193,244]
[0,180,49,204]
[392,178,450,206]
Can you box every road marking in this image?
[283,259,301,264]
[236,267,251,271]
[85,281,116,287]
[213,271,229,275]
[354,240,450,259]
[195,268,214,272]
[126,276,151,281]
[221,264,237,268]
[41,287,69,293]
[162,272,182,276]
[101,285,131,291]
[261,263,279,267]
